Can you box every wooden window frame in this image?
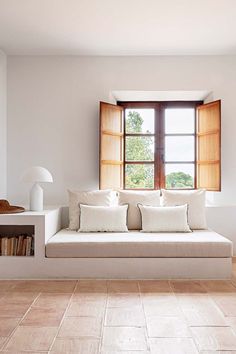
[118,101,203,190]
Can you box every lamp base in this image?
[30,183,43,211]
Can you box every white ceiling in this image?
[0,0,235,55]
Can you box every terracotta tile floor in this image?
[0,263,236,353]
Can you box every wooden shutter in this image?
[99,102,124,190]
[196,100,221,191]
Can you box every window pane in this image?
[165,136,194,162]
[125,164,154,189]
[165,163,194,189]
[165,108,195,134]
[125,136,154,161]
[125,109,154,134]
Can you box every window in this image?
[121,101,199,190]
[99,100,221,191]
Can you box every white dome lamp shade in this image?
[21,166,53,211]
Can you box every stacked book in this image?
[0,235,34,256]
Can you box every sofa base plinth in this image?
[0,257,232,279]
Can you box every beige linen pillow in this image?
[138,204,191,233]
[68,189,114,230]
[118,190,160,230]
[161,189,207,229]
[78,204,128,232]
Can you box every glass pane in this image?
[125,109,154,134]
[165,163,194,189]
[125,164,154,189]
[125,136,154,161]
[165,108,195,134]
[165,136,194,162]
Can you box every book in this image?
[0,234,34,256]
[23,238,27,256]
[26,236,32,256]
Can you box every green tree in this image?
[125,111,154,188]
[166,171,193,189]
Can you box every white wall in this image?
[7,56,236,207]
[0,50,7,198]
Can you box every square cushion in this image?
[118,190,160,230]
[68,189,114,230]
[161,189,207,230]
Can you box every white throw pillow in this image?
[78,204,129,232]
[118,190,160,230]
[138,204,191,233]
[68,189,114,230]
[161,189,207,230]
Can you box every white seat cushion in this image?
[46,229,232,258]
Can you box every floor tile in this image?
[142,294,182,316]
[58,317,102,338]
[72,292,107,304]
[147,316,190,338]
[212,294,236,316]
[102,326,148,351]
[182,307,226,326]
[226,317,236,334]
[107,280,139,293]
[149,337,198,354]
[101,351,150,354]
[33,293,71,309]
[50,337,100,353]
[0,337,7,350]
[176,294,215,310]
[170,280,207,293]
[0,317,21,337]
[0,304,29,317]
[75,280,107,293]
[139,280,171,293]
[201,280,236,293]
[199,351,236,354]
[105,306,145,326]
[37,280,77,293]
[4,326,57,351]
[0,281,15,292]
[11,280,77,293]
[107,293,141,308]
[21,307,65,327]
[7,280,49,292]
[1,352,47,354]
[191,326,236,351]
[0,292,38,305]
[176,295,226,326]
[66,301,105,317]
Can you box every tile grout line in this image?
[98,280,108,354]
[168,280,201,353]
[138,281,151,353]
[47,280,79,353]
[1,290,43,351]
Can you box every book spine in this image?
[22,238,27,256]
[26,236,32,256]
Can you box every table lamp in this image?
[21,166,53,211]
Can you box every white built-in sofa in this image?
[45,206,233,279]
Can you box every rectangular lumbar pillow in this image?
[118,190,160,230]
[78,204,129,232]
[161,189,207,230]
[138,204,191,233]
[68,189,114,230]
